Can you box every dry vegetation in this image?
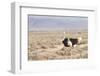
[28,31,88,60]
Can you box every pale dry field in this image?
[28,31,88,60]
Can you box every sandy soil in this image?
[28,31,88,60]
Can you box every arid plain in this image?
[28,31,88,60]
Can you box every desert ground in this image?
[28,31,88,60]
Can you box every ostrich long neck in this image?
[63,32,66,39]
[68,38,70,41]
[63,32,70,39]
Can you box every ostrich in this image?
[62,32,82,47]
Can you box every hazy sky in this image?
[28,15,88,31]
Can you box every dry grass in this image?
[28,31,88,60]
